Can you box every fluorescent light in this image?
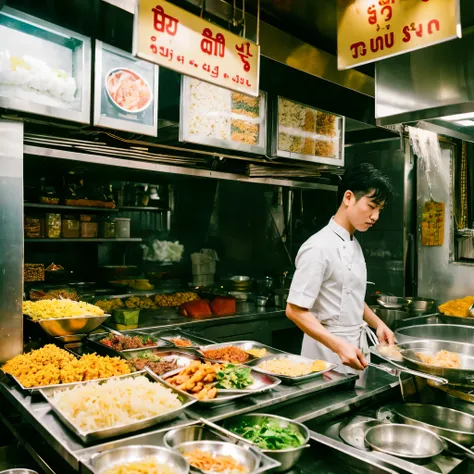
[454,120,474,127]
[442,112,474,122]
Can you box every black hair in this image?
[338,163,393,205]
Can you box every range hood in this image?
[374,28,474,142]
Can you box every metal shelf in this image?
[24,238,142,243]
[119,206,169,211]
[24,203,118,212]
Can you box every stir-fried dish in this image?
[170,337,193,347]
[128,351,179,375]
[99,334,157,351]
[201,346,249,364]
[107,69,151,112]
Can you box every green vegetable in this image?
[136,350,161,362]
[216,364,254,390]
[230,418,305,450]
[113,309,140,325]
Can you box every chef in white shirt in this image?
[286,163,395,374]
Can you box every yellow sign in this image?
[133,0,260,96]
[337,0,461,70]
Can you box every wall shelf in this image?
[24,203,118,212]
[24,238,142,243]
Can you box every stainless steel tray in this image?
[122,350,201,377]
[39,371,196,444]
[87,331,173,353]
[245,354,337,385]
[199,341,287,365]
[152,329,216,349]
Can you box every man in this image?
[286,163,395,373]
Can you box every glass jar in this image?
[80,221,98,238]
[25,215,44,238]
[62,215,80,238]
[45,213,61,239]
[101,217,116,238]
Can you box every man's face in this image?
[345,190,384,232]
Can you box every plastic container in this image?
[62,215,80,238]
[101,217,116,238]
[80,221,98,238]
[115,218,131,238]
[45,213,61,238]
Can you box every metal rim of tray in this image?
[87,331,174,353]
[153,330,217,349]
[39,371,196,443]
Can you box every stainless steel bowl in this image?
[176,441,259,474]
[230,276,251,282]
[163,425,227,449]
[36,314,111,337]
[395,324,474,345]
[221,413,310,472]
[90,445,189,474]
[0,470,39,474]
[405,297,436,314]
[364,424,444,460]
[373,309,408,330]
[377,295,407,309]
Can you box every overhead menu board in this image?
[273,97,345,166]
[0,7,91,124]
[180,76,267,155]
[94,41,159,136]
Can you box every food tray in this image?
[122,350,201,377]
[28,314,111,337]
[245,354,337,385]
[199,341,286,365]
[39,371,196,444]
[152,329,217,349]
[87,331,173,353]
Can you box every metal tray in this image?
[152,329,216,349]
[39,371,196,444]
[199,341,286,365]
[122,350,201,378]
[87,331,173,353]
[245,354,337,385]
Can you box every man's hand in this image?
[376,323,395,345]
[336,340,368,371]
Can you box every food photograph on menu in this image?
[94,41,159,136]
[180,76,267,154]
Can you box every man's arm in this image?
[286,303,368,370]
[363,302,395,345]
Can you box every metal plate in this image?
[152,330,216,349]
[217,370,281,395]
[39,371,196,444]
[245,354,337,385]
[87,331,173,353]
[199,341,287,365]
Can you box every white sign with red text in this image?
[133,0,260,96]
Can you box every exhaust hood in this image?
[374,28,474,141]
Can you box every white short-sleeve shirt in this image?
[287,218,367,328]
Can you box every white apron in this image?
[301,238,369,375]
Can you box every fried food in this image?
[166,361,222,400]
[201,346,249,364]
[154,292,199,307]
[23,299,104,320]
[170,337,193,347]
[184,449,248,474]
[2,344,130,388]
[246,348,267,358]
[257,358,328,377]
[416,350,461,368]
[439,296,474,317]
[95,299,124,312]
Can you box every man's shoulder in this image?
[302,225,339,249]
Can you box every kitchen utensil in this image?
[373,309,408,330]
[365,327,380,347]
[214,414,310,472]
[395,324,474,345]
[339,416,386,451]
[364,424,444,460]
[39,371,196,444]
[33,314,111,337]
[377,295,407,310]
[273,289,289,309]
[175,441,259,474]
[399,339,474,386]
[405,297,436,314]
[89,445,188,474]
[394,403,474,448]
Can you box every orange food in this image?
[170,337,192,347]
[201,346,249,364]
[184,449,248,474]
[417,350,461,369]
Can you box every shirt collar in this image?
[328,217,352,242]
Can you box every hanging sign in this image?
[337,0,461,70]
[133,0,260,96]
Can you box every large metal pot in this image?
[374,308,408,330]
[396,324,474,344]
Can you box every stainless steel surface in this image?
[339,417,385,451]
[377,296,407,310]
[367,363,399,378]
[0,471,39,474]
[24,145,337,191]
[163,425,231,448]
[35,314,111,337]
[394,403,474,447]
[246,353,337,385]
[0,7,91,124]
[176,441,260,474]
[374,309,409,330]
[153,330,216,349]
[87,330,172,352]
[199,341,287,358]
[89,445,189,474]
[217,413,310,472]
[399,340,474,386]
[94,41,159,136]
[396,324,474,345]
[365,424,445,460]
[39,371,197,444]
[0,120,23,364]
[375,28,474,126]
